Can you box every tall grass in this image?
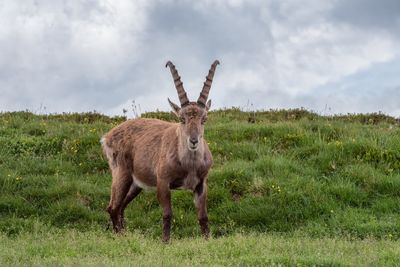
[0,109,399,241]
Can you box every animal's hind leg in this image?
[120,183,142,229]
[107,167,132,233]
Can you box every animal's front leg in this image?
[194,180,209,239]
[157,179,172,243]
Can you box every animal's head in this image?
[166,60,220,151]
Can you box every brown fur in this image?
[102,105,213,242]
[102,60,219,242]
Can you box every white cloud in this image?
[0,0,399,116]
[272,22,399,95]
[0,0,150,112]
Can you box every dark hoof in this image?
[203,233,210,240]
[162,236,171,244]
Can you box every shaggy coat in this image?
[102,118,212,192]
[102,60,219,242]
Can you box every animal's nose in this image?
[190,137,199,145]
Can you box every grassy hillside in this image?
[2,230,399,266]
[1,109,400,265]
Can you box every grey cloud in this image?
[128,1,274,107]
[0,1,148,112]
[227,83,400,116]
[0,0,399,117]
[141,1,272,71]
[330,0,400,32]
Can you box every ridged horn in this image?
[166,61,190,107]
[197,60,220,107]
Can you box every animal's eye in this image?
[180,117,186,124]
[201,117,207,124]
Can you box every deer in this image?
[101,60,220,242]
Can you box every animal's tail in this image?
[101,136,116,168]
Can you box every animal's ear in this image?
[205,99,212,111]
[168,98,180,117]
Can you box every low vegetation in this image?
[1,109,399,265]
[2,230,399,266]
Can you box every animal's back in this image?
[101,118,177,171]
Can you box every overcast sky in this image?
[1,0,400,117]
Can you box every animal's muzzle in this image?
[189,137,199,146]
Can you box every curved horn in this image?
[197,60,220,107]
[166,61,190,107]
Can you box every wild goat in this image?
[101,60,220,242]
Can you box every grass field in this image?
[0,109,400,265]
[2,230,399,266]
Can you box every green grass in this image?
[1,229,399,266]
[1,109,400,265]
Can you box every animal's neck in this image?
[176,127,204,169]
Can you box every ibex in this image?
[101,60,220,242]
